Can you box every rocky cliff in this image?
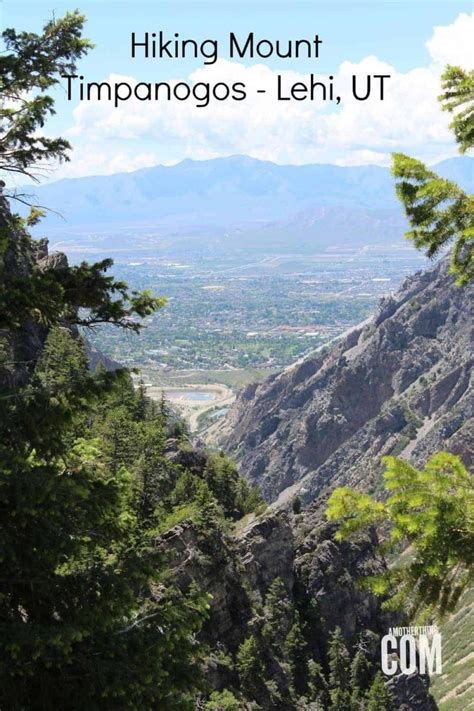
[224,258,473,507]
[0,193,50,390]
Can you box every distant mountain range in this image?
[14,154,473,253]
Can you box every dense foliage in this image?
[225,594,393,710]
[327,453,474,621]
[0,323,211,707]
[0,303,268,708]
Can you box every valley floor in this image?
[144,381,235,432]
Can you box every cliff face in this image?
[0,194,50,390]
[224,258,473,506]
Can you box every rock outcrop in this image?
[0,192,120,389]
[0,194,50,390]
[224,258,473,506]
[159,497,437,708]
[155,445,437,708]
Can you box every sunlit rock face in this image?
[225,257,473,505]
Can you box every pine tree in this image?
[135,417,174,519]
[349,644,372,708]
[366,672,392,710]
[134,379,148,421]
[392,153,473,285]
[195,478,225,535]
[392,64,473,285]
[205,689,241,710]
[0,12,91,182]
[327,627,351,710]
[236,635,265,697]
[285,612,309,696]
[262,577,293,650]
[327,452,473,620]
[292,495,302,514]
[35,326,88,391]
[204,452,241,518]
[307,659,330,708]
[439,66,474,153]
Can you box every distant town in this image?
[87,244,426,396]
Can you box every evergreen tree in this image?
[327,452,473,620]
[159,390,169,418]
[307,659,330,708]
[392,153,473,285]
[205,689,241,710]
[0,12,92,182]
[194,478,226,535]
[439,66,474,153]
[0,343,209,708]
[366,672,392,711]
[134,379,148,421]
[262,577,293,649]
[392,65,473,285]
[349,643,372,708]
[292,495,302,514]
[285,612,309,696]
[101,405,140,474]
[236,635,265,698]
[204,452,241,518]
[327,627,351,710]
[135,417,174,519]
[35,326,89,391]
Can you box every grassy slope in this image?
[430,586,474,710]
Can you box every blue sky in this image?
[2,1,473,180]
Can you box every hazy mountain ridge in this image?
[18,155,473,235]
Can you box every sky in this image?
[1,1,473,183]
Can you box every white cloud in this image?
[52,12,472,178]
[427,12,474,69]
